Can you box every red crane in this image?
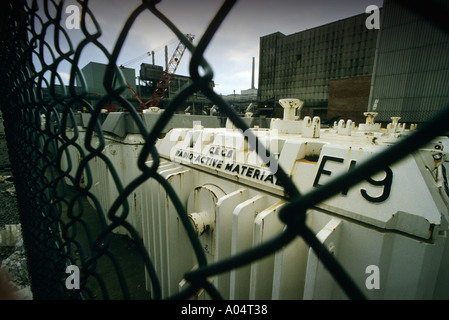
[146,33,194,109]
[118,34,194,111]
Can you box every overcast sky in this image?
[48,0,384,95]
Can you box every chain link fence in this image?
[0,0,448,300]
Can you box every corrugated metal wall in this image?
[369,0,449,123]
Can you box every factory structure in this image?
[257,11,379,123]
[257,0,449,124]
[80,61,215,115]
[79,34,215,115]
[75,0,449,126]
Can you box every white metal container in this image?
[149,102,449,299]
[65,105,449,299]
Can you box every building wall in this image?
[258,13,379,119]
[81,62,137,95]
[328,76,372,124]
[368,0,449,123]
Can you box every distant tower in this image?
[251,57,255,89]
[241,57,258,95]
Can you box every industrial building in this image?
[257,0,449,124]
[368,0,449,123]
[81,0,449,125]
[80,61,214,114]
[82,61,137,95]
[257,12,379,123]
[138,62,215,114]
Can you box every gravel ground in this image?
[0,134,31,298]
[0,135,19,235]
[0,136,19,228]
[0,135,19,244]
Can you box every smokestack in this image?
[251,57,255,89]
[165,45,168,71]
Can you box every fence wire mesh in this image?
[0,0,448,300]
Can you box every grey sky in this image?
[52,0,384,95]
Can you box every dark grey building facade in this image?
[368,0,449,123]
[258,1,449,124]
[258,12,379,122]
